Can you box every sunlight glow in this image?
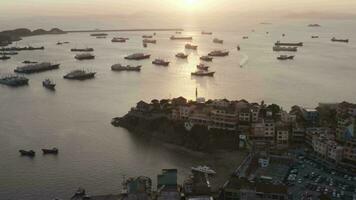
[184,0,200,10]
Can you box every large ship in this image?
[0,75,29,86]
[152,59,170,66]
[275,41,303,46]
[191,70,215,77]
[63,70,96,80]
[176,53,188,59]
[170,35,193,40]
[14,62,60,74]
[70,48,94,52]
[124,53,150,60]
[185,43,198,50]
[208,50,229,57]
[111,64,142,71]
[331,37,349,43]
[75,53,95,60]
[213,38,223,44]
[273,46,298,52]
[200,56,213,62]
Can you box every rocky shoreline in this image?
[111,114,240,152]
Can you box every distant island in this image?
[0,28,66,46]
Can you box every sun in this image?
[184,0,199,8]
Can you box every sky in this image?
[1,0,356,17]
[0,0,355,30]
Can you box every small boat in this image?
[42,147,59,154]
[175,31,182,34]
[0,55,10,60]
[273,46,297,52]
[111,64,142,71]
[266,32,269,34]
[191,165,216,174]
[308,24,321,27]
[277,55,294,60]
[63,70,96,80]
[237,45,240,51]
[142,35,153,38]
[75,53,95,60]
[143,39,156,44]
[19,150,35,157]
[71,48,94,52]
[201,31,212,35]
[311,36,319,39]
[56,41,69,45]
[112,37,128,42]
[208,50,229,57]
[124,53,150,60]
[170,36,193,40]
[275,41,303,46]
[282,33,286,37]
[213,38,223,44]
[90,33,108,37]
[197,63,209,71]
[176,53,188,59]
[42,79,56,90]
[191,71,215,77]
[200,56,213,62]
[22,60,38,64]
[152,59,170,66]
[242,36,248,39]
[331,37,349,43]
[143,43,147,48]
[185,43,198,50]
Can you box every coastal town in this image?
[109,96,356,200]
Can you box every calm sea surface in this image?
[0,19,356,199]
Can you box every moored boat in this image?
[0,55,10,60]
[22,60,38,64]
[152,59,170,66]
[185,43,198,50]
[213,38,223,44]
[176,53,188,59]
[142,35,153,38]
[331,37,349,43]
[42,147,59,154]
[277,55,295,60]
[311,36,319,39]
[42,79,56,90]
[111,64,142,71]
[200,56,213,62]
[191,70,215,77]
[19,150,35,157]
[75,53,95,60]
[96,36,106,39]
[143,39,156,44]
[63,70,96,80]
[112,37,128,43]
[90,33,108,37]
[201,31,212,35]
[1,51,18,55]
[124,53,150,60]
[70,48,94,52]
[242,36,248,39]
[308,24,321,27]
[275,41,303,46]
[197,63,209,71]
[208,50,229,57]
[0,75,29,86]
[170,36,193,40]
[14,62,60,74]
[273,46,298,52]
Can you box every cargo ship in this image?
[0,75,29,86]
[70,48,94,52]
[75,53,95,60]
[63,70,96,80]
[14,62,60,74]
[273,46,298,52]
[275,41,303,46]
[111,64,142,71]
[124,53,150,60]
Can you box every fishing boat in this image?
[275,41,303,46]
[111,64,142,71]
[75,53,95,60]
[42,147,59,154]
[191,70,215,77]
[19,150,35,157]
[170,36,193,40]
[197,63,209,71]
[213,38,223,44]
[185,43,198,50]
[176,53,188,59]
[70,48,94,52]
[152,59,170,66]
[42,79,56,90]
[277,55,295,60]
[124,53,150,60]
[200,56,213,62]
[273,46,298,52]
[331,37,349,43]
[63,70,96,80]
[208,50,229,57]
[191,166,216,174]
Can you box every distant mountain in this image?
[0,28,66,46]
